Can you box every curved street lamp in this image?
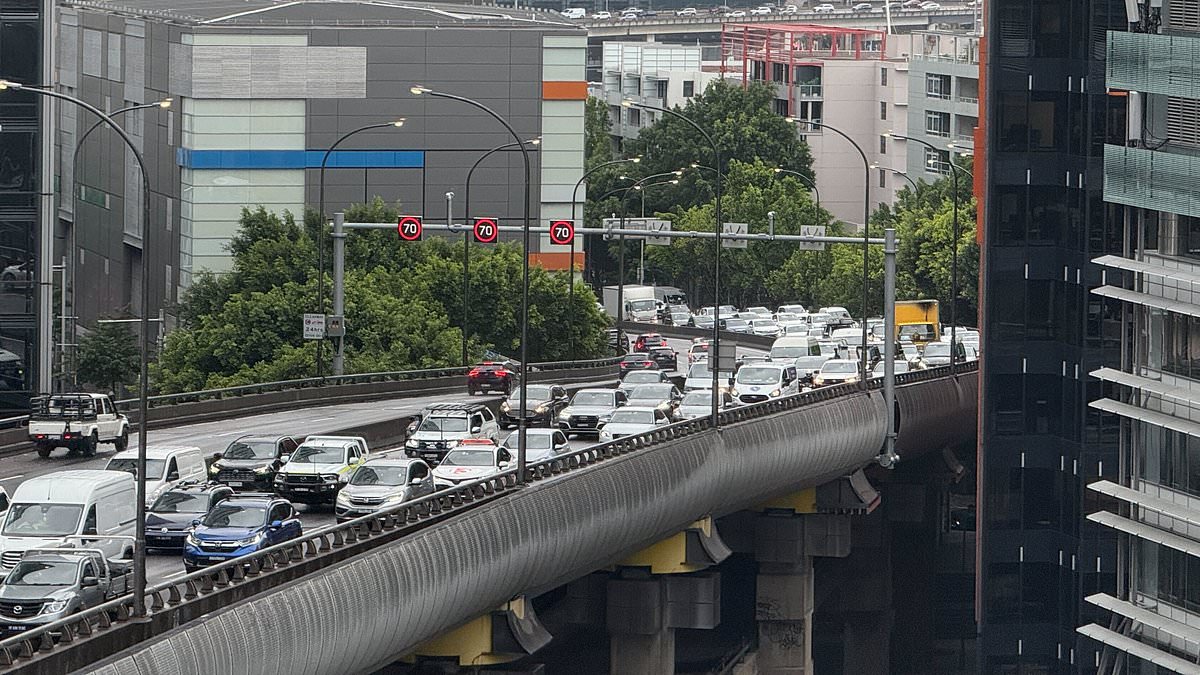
[623,99,724,426]
[773,167,821,207]
[412,84,536,485]
[0,79,155,617]
[871,164,918,190]
[461,137,540,366]
[316,119,405,377]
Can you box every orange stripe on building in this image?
[528,252,584,271]
[542,81,588,100]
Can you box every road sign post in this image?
[398,215,423,241]
[717,341,737,373]
[473,217,499,244]
[549,219,575,245]
[797,225,827,250]
[303,313,326,340]
[325,314,345,337]
[721,223,748,248]
[645,219,672,245]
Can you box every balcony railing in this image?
[925,90,952,100]
[927,129,951,138]
[956,95,979,105]
[795,84,822,98]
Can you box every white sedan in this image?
[599,407,670,442]
[432,440,511,486]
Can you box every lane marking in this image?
[0,474,22,482]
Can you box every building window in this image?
[655,80,667,99]
[793,100,823,131]
[772,62,790,83]
[683,80,695,97]
[773,98,790,117]
[926,73,952,100]
[880,101,887,120]
[880,67,887,86]
[878,168,886,188]
[925,147,951,175]
[627,107,641,127]
[880,135,887,154]
[926,111,951,137]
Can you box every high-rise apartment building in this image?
[1076,1,1200,671]
[978,0,1129,671]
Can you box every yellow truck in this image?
[895,300,940,345]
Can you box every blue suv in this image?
[182,495,302,572]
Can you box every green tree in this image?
[76,322,140,394]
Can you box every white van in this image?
[0,470,135,569]
[105,445,206,507]
[561,7,586,18]
[829,327,864,344]
[731,363,799,405]
[769,336,822,361]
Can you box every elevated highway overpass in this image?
[583,6,977,39]
[0,329,977,674]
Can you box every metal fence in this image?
[0,361,976,670]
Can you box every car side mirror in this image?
[80,576,99,588]
[470,426,481,434]
[407,422,418,434]
[498,461,511,469]
[409,476,423,485]
[349,457,360,465]
[280,455,290,464]
[191,519,201,528]
[167,472,180,481]
[269,520,283,529]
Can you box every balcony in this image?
[956,95,978,105]
[795,84,822,98]
[1105,145,1200,219]
[1107,31,1200,99]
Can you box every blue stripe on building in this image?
[176,148,425,170]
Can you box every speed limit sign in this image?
[549,219,575,246]
[473,217,499,244]
[397,215,423,241]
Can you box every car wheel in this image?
[84,431,98,457]
[113,428,129,452]
[36,445,51,458]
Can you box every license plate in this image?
[6,625,26,632]
[229,482,244,487]
[292,487,309,492]
[422,453,438,460]
[207,556,225,562]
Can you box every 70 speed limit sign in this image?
[549,220,574,245]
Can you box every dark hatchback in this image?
[499,384,570,428]
[145,482,234,552]
[210,435,299,491]
[619,353,657,373]
[467,362,517,395]
[648,346,678,371]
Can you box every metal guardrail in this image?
[0,361,976,668]
[583,7,974,28]
[0,356,623,431]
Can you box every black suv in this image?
[209,435,299,491]
[499,384,570,428]
[648,346,678,371]
[467,362,517,395]
[145,481,234,552]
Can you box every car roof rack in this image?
[423,402,488,413]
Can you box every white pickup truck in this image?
[28,393,129,458]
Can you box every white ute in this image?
[28,393,129,458]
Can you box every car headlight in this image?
[534,404,548,414]
[274,474,286,483]
[335,493,350,506]
[405,439,419,448]
[322,474,339,482]
[730,389,739,397]
[770,389,782,397]
[500,401,511,412]
[186,532,199,547]
[813,377,824,385]
[254,465,272,474]
[599,413,612,423]
[558,411,570,420]
[42,600,69,614]
[208,464,220,475]
[237,533,264,547]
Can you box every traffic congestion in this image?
[0,295,976,634]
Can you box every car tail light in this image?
[468,369,481,377]
[496,370,511,377]
[642,361,652,367]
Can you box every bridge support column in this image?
[607,517,729,675]
[404,596,551,671]
[753,488,853,675]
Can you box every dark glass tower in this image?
[978,1,1128,671]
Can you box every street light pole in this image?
[795,119,872,389]
[463,138,540,366]
[773,167,821,207]
[67,98,171,390]
[316,120,405,377]
[569,157,640,360]
[413,85,534,485]
[871,163,918,190]
[1,80,154,617]
[625,100,722,427]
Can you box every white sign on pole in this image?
[721,223,749,248]
[303,313,327,340]
[646,219,672,245]
[798,225,828,251]
[717,341,737,372]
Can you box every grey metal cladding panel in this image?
[81,28,103,78]
[60,23,79,89]
[191,46,366,98]
[369,46,432,65]
[125,34,145,103]
[169,43,193,98]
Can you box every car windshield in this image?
[5,561,79,586]
[439,450,495,467]
[725,319,749,328]
[770,346,808,359]
[688,363,710,378]
[609,410,656,424]
[106,458,166,479]
[681,392,711,406]
[151,491,211,514]
[623,371,661,384]
[690,343,709,353]
[349,465,407,486]
[515,386,553,401]
[418,416,468,433]
[629,299,656,310]
[753,320,775,328]
[924,343,951,357]
[289,444,346,464]
[874,361,910,374]
[3,504,84,537]
[900,324,937,341]
[201,504,267,529]
[630,384,672,399]
[572,392,614,406]
[737,367,782,385]
[222,440,277,460]
[503,434,553,450]
[622,353,649,362]
[822,361,859,374]
[794,356,828,369]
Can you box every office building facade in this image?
[904,29,979,180]
[978,0,1130,671]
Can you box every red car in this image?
[467,362,516,395]
[634,333,668,352]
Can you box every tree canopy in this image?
[76,321,140,395]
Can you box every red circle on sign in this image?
[473,218,499,244]
[398,216,423,241]
[549,220,574,246]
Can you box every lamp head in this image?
[620,99,635,108]
[773,167,783,173]
[673,169,684,176]
[528,137,541,146]
[410,85,431,96]
[690,161,700,168]
[157,98,173,109]
[669,179,679,184]
[0,80,18,91]
[884,130,894,137]
[392,118,406,127]
[631,156,642,163]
